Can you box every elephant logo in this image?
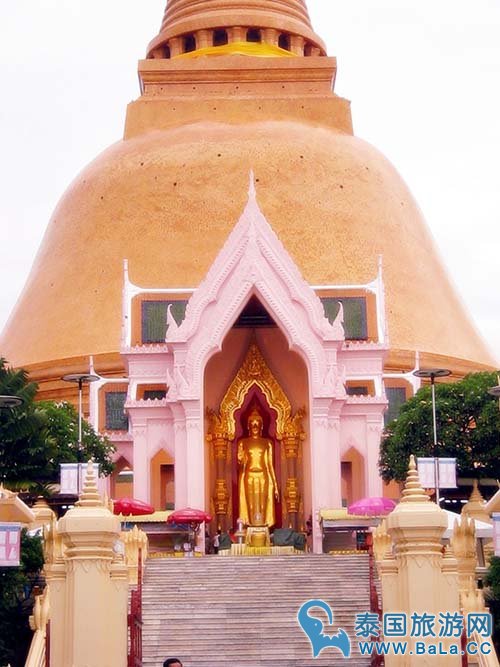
[297,599,351,658]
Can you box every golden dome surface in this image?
[1,119,494,373]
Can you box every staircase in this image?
[142,554,373,667]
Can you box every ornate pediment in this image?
[165,173,345,399]
[219,341,294,440]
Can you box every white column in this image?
[131,424,149,503]
[365,417,384,497]
[182,400,205,509]
[310,399,342,553]
[173,419,188,508]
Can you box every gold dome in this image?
[1,120,494,377]
[0,0,495,391]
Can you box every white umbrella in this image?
[442,510,493,539]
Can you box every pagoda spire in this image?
[147,0,326,59]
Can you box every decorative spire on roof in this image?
[147,0,326,59]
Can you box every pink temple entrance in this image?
[89,175,391,553]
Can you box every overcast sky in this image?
[0,0,498,365]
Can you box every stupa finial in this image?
[462,478,490,523]
[470,479,484,502]
[400,455,431,504]
[76,461,102,507]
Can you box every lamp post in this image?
[61,373,99,492]
[413,368,451,505]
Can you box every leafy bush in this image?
[0,531,44,667]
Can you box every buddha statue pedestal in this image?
[245,525,271,548]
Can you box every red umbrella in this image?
[113,497,155,516]
[167,507,212,525]
[348,497,396,517]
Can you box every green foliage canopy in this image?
[38,400,115,477]
[0,358,114,490]
[0,531,44,667]
[380,371,500,482]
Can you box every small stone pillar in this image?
[228,26,245,43]
[290,35,305,55]
[373,518,392,563]
[463,480,492,524]
[169,37,182,58]
[378,549,400,612]
[57,463,128,667]
[43,517,67,667]
[196,29,211,49]
[263,28,279,46]
[383,456,460,666]
[463,480,494,564]
[440,546,461,614]
[150,47,164,60]
[122,524,149,585]
[30,496,56,532]
[451,515,478,601]
[26,587,51,665]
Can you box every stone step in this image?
[141,553,374,667]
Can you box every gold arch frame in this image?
[219,342,291,440]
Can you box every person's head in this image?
[163,660,182,667]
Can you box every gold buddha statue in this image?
[237,407,279,527]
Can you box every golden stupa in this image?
[0,0,495,399]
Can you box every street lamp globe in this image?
[0,395,24,409]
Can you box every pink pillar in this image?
[182,400,205,509]
[310,399,342,553]
[172,406,188,509]
[131,424,150,503]
[365,417,384,498]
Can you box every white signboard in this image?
[438,458,458,488]
[0,522,21,566]
[417,457,457,489]
[60,463,101,495]
[417,458,436,488]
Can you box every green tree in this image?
[0,530,44,667]
[380,371,500,482]
[0,359,50,488]
[38,400,115,477]
[484,556,500,654]
[0,358,115,490]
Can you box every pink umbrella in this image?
[167,507,212,525]
[167,508,212,552]
[113,497,155,516]
[348,497,396,517]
